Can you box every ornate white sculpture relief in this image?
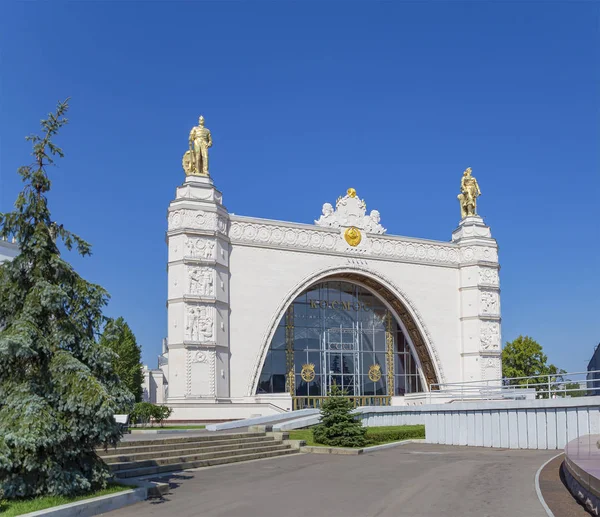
[185,237,216,259]
[191,350,207,363]
[480,321,500,350]
[479,267,500,286]
[481,356,502,380]
[168,209,226,234]
[481,291,500,315]
[315,203,339,228]
[363,210,385,234]
[185,305,214,342]
[188,267,214,297]
[315,188,386,234]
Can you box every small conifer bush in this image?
[312,385,367,447]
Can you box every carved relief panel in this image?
[185,237,216,260]
[185,348,215,397]
[480,321,501,351]
[188,266,215,297]
[479,267,499,287]
[480,291,500,315]
[185,304,215,342]
[480,356,502,381]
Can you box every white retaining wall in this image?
[357,396,600,450]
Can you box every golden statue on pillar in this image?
[457,167,481,219]
[182,115,213,176]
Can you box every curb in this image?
[19,480,169,517]
[21,487,147,517]
[300,439,419,455]
[534,452,562,517]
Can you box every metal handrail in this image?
[426,369,600,402]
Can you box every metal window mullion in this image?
[385,311,395,397]
[285,305,295,396]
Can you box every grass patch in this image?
[289,425,425,448]
[132,425,205,430]
[0,484,132,517]
[288,429,320,446]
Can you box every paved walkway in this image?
[107,443,559,517]
[538,453,588,517]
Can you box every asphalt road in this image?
[107,443,558,517]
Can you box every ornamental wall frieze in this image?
[168,209,228,234]
[230,220,500,268]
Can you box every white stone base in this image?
[166,394,293,422]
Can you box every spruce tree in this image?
[312,385,367,447]
[100,317,143,403]
[0,100,133,499]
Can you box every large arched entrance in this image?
[255,275,439,409]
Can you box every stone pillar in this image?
[166,175,230,401]
[452,215,502,385]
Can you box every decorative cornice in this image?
[229,218,498,268]
[168,209,228,235]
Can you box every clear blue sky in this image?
[1,2,598,373]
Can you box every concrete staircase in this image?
[99,432,298,479]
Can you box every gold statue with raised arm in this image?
[183,115,213,176]
[457,167,481,219]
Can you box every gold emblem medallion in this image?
[301,363,316,383]
[368,364,382,382]
[344,226,362,247]
[347,187,357,198]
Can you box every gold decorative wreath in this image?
[368,364,382,382]
[301,363,316,383]
[344,226,362,247]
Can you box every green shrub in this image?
[130,402,155,426]
[312,385,367,448]
[364,425,425,444]
[130,403,172,427]
[152,405,173,427]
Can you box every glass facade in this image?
[256,281,423,397]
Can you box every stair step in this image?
[102,439,278,464]
[113,448,299,478]
[108,443,291,471]
[98,432,266,451]
[98,435,274,457]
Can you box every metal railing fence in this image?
[425,369,600,403]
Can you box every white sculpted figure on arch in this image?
[315,188,386,234]
[186,305,214,342]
